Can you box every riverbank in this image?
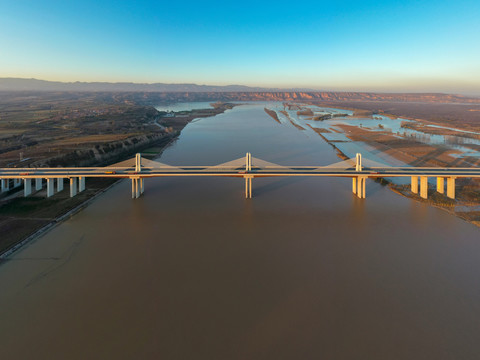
[317,129,480,228]
[0,103,237,258]
[0,140,171,258]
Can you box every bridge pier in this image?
[355,177,366,199]
[411,176,418,194]
[24,178,32,197]
[1,179,9,192]
[79,177,85,192]
[447,177,456,199]
[70,178,78,197]
[244,176,252,199]
[437,177,444,194]
[36,178,42,191]
[420,176,428,199]
[13,178,22,188]
[352,177,357,195]
[46,178,55,197]
[131,178,143,199]
[140,178,144,195]
[57,178,64,192]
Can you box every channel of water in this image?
[0,103,479,359]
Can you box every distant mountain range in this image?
[1,78,479,104]
[0,78,293,92]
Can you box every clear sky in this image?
[1,0,479,94]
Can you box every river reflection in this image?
[0,103,480,360]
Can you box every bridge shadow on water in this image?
[251,177,307,198]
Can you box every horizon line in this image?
[1,77,479,97]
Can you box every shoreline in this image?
[0,103,237,259]
[317,132,480,229]
[0,177,121,261]
[0,135,178,261]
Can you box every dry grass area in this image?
[306,124,330,133]
[335,124,479,167]
[320,118,480,227]
[52,134,131,146]
[309,100,480,132]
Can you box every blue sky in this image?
[1,0,479,94]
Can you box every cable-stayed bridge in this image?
[1,153,479,200]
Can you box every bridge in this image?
[1,153,479,200]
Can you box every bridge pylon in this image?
[352,153,365,198]
[355,153,362,172]
[135,153,142,173]
[244,152,253,198]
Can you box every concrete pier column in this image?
[78,177,85,192]
[244,176,252,199]
[135,179,140,198]
[436,177,444,194]
[249,177,252,199]
[47,178,54,197]
[245,177,248,199]
[24,178,32,197]
[356,177,366,198]
[420,176,428,199]
[35,178,42,191]
[1,179,9,192]
[131,178,137,199]
[13,178,22,188]
[411,176,418,194]
[70,178,78,197]
[140,178,144,195]
[352,177,357,195]
[447,177,456,199]
[57,178,64,192]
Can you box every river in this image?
[1,103,480,359]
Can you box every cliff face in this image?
[143,92,480,104]
[33,133,174,168]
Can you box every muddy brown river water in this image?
[1,103,480,359]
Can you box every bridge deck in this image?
[1,166,480,178]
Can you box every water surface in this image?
[1,103,480,360]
